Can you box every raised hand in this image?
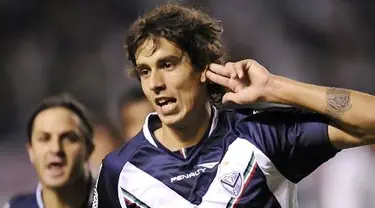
[206,59,271,104]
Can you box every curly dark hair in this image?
[125,2,227,105]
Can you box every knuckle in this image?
[225,62,234,67]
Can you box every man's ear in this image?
[200,66,208,83]
[26,143,35,165]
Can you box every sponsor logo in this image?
[197,161,219,169]
[170,161,219,183]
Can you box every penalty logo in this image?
[219,171,243,197]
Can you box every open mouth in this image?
[47,162,66,169]
[155,97,178,115]
[46,161,66,176]
[155,97,177,107]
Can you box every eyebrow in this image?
[34,130,79,138]
[135,54,183,70]
[60,130,80,139]
[36,131,50,137]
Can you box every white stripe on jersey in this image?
[200,138,296,208]
[117,137,296,208]
[199,138,256,207]
[247,141,297,208]
[118,162,196,208]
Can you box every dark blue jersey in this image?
[7,176,94,208]
[93,107,340,208]
[5,189,40,208]
[6,184,45,208]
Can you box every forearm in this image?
[263,75,375,137]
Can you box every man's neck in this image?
[42,172,90,208]
[155,102,212,151]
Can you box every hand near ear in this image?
[206,59,271,104]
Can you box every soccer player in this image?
[93,3,375,208]
[89,120,122,178]
[6,94,95,208]
[316,144,375,208]
[118,86,154,141]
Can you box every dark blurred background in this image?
[1,0,374,207]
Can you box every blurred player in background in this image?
[94,3,375,207]
[89,118,122,178]
[118,86,154,142]
[316,144,375,208]
[91,87,153,178]
[6,94,94,208]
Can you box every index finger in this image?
[206,70,231,89]
[209,63,231,78]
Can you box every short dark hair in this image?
[118,85,147,110]
[27,93,94,152]
[125,2,227,105]
[118,85,149,132]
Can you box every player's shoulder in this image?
[102,130,148,173]
[6,192,38,208]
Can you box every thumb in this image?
[222,92,239,104]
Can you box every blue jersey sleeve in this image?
[6,193,38,208]
[92,162,122,208]
[92,135,145,208]
[235,107,340,183]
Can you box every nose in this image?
[49,138,64,156]
[148,70,166,94]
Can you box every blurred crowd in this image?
[1,0,374,207]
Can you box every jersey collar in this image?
[35,174,94,208]
[36,183,43,208]
[142,105,219,148]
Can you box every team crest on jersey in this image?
[219,171,243,197]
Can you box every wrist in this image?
[261,75,299,105]
[261,74,280,103]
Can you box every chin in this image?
[158,110,187,128]
[42,177,70,189]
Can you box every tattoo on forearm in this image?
[325,88,352,119]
